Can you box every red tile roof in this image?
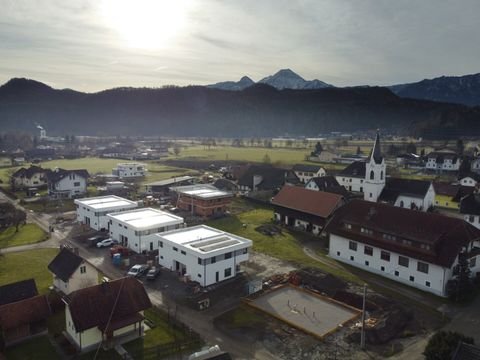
[325,200,480,267]
[272,186,344,218]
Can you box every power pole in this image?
[360,284,367,350]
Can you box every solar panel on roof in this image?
[190,236,231,248]
[200,239,240,252]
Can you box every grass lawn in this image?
[22,198,76,213]
[0,223,48,249]
[4,336,61,360]
[207,206,360,283]
[0,248,59,293]
[141,163,197,185]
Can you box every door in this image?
[215,271,219,282]
[150,242,153,251]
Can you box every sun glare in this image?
[100,0,191,50]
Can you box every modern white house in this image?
[112,162,147,178]
[155,225,252,286]
[378,178,435,211]
[47,168,89,198]
[48,248,98,295]
[425,150,461,172]
[74,195,138,231]
[64,277,151,352]
[107,208,185,253]
[291,164,326,184]
[326,200,480,297]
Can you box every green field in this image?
[0,223,48,248]
[0,248,59,293]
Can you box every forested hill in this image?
[1,78,479,138]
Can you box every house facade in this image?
[460,193,480,230]
[75,195,138,231]
[47,168,89,198]
[272,186,344,235]
[292,164,326,184]
[378,178,435,211]
[107,208,185,253]
[155,225,252,287]
[459,172,480,187]
[326,200,480,297]
[112,162,147,178]
[48,248,98,295]
[11,165,49,189]
[426,151,461,172]
[237,165,299,192]
[64,277,151,352]
[171,184,233,218]
[335,162,366,193]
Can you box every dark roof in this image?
[12,165,48,179]
[292,164,323,173]
[213,178,238,191]
[378,178,432,203]
[433,182,460,197]
[272,186,344,218]
[338,161,366,178]
[307,176,349,196]
[452,342,480,360]
[460,194,480,215]
[67,277,151,332]
[0,279,38,306]
[47,168,90,184]
[48,248,84,282]
[0,295,50,330]
[427,150,459,163]
[325,200,480,267]
[237,165,299,190]
[453,186,476,202]
[459,172,480,182]
[367,132,383,164]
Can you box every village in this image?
[1,130,480,360]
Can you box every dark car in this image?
[146,267,161,280]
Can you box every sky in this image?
[1,0,479,92]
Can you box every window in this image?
[381,266,385,272]
[360,187,363,192]
[370,170,374,180]
[181,250,186,255]
[225,252,232,259]
[74,181,80,187]
[381,251,390,261]
[425,281,431,287]
[211,256,216,264]
[198,274,202,278]
[417,261,429,274]
[173,247,178,252]
[398,256,409,267]
[224,268,232,277]
[380,171,384,180]
[400,200,404,208]
[364,246,373,256]
[409,276,415,282]
[344,223,352,229]
[337,251,340,256]
[370,193,373,198]
[394,271,399,276]
[198,258,203,265]
[349,241,357,251]
[159,241,163,248]
[80,265,86,274]
[365,260,369,266]
[469,215,475,223]
[469,257,476,268]
[350,256,354,261]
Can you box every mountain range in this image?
[1,77,479,139]
[209,69,480,107]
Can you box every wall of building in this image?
[52,175,87,198]
[76,203,137,231]
[460,177,477,187]
[328,233,452,297]
[65,307,103,351]
[176,195,232,217]
[14,172,47,188]
[335,176,364,192]
[53,261,98,295]
[426,158,460,171]
[294,168,326,184]
[434,194,459,209]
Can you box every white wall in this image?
[14,172,47,188]
[294,168,326,184]
[460,177,477,187]
[464,214,480,230]
[53,261,98,295]
[328,234,452,297]
[53,174,87,198]
[335,176,364,192]
[114,163,147,178]
[426,158,461,171]
[65,307,103,351]
[363,159,386,202]
[76,203,138,231]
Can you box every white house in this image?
[459,172,480,187]
[48,248,98,295]
[291,164,326,184]
[47,168,89,198]
[112,162,147,178]
[471,158,480,173]
[426,150,461,172]
[107,208,185,253]
[335,162,366,193]
[326,200,480,297]
[11,165,49,189]
[74,195,138,231]
[64,277,151,352]
[155,225,252,286]
[378,178,435,211]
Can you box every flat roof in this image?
[156,225,252,257]
[146,176,194,187]
[107,208,184,230]
[74,196,138,210]
[172,184,232,199]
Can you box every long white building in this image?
[75,195,138,231]
[326,200,480,297]
[107,208,185,253]
[112,162,147,178]
[155,225,252,286]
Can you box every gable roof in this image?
[433,182,460,197]
[47,168,89,184]
[12,165,48,179]
[272,186,344,218]
[66,277,151,332]
[338,161,366,178]
[0,295,51,330]
[48,248,84,282]
[367,132,383,164]
[292,164,323,173]
[0,279,38,306]
[325,200,480,267]
[306,176,349,196]
[452,342,480,360]
[427,150,459,163]
[459,172,480,182]
[237,165,299,190]
[378,178,432,203]
[460,193,480,215]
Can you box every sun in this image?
[100,0,191,50]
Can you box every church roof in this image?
[368,132,383,164]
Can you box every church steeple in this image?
[368,130,383,164]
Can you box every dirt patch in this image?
[255,224,282,236]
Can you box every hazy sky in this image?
[1,0,479,92]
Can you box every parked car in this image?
[146,267,161,280]
[87,234,109,247]
[96,238,118,248]
[127,264,150,277]
[110,245,131,257]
